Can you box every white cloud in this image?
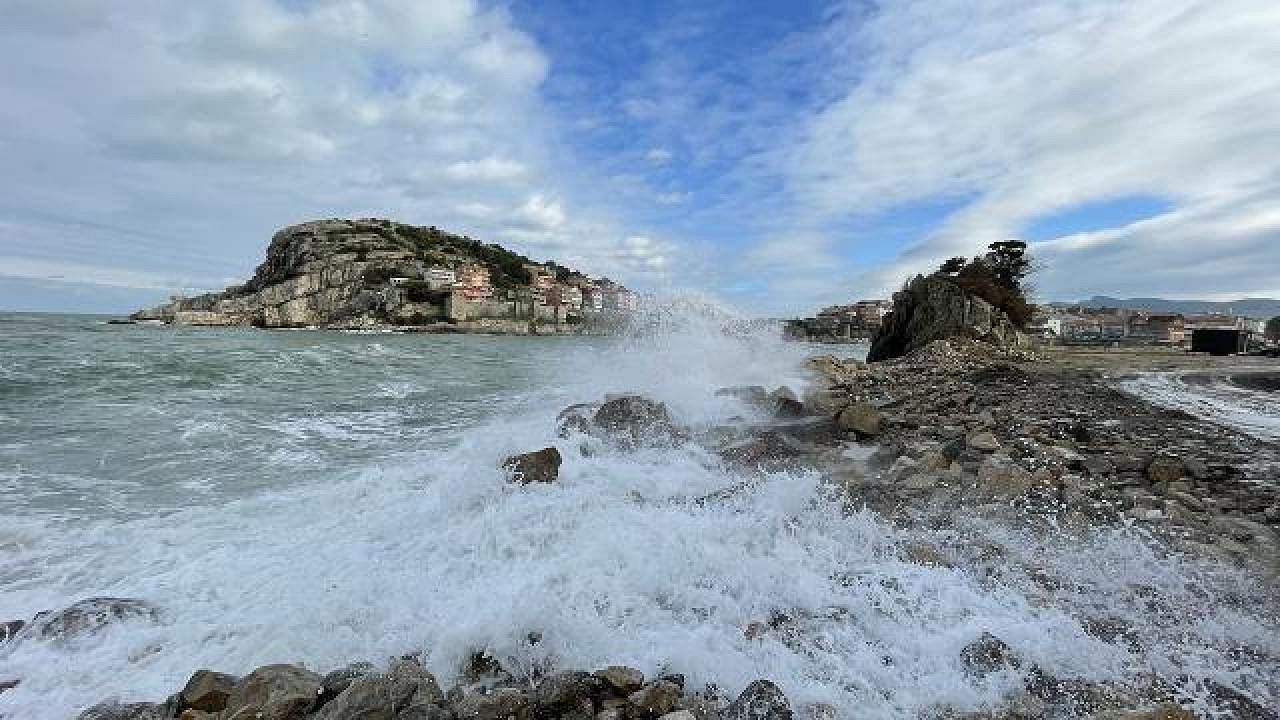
[786,0,1280,300]
[443,157,527,182]
[508,194,566,231]
[645,148,674,165]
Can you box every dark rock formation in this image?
[868,275,1024,362]
[501,447,563,484]
[179,670,239,713]
[31,597,160,643]
[222,664,323,720]
[593,395,682,448]
[723,680,793,720]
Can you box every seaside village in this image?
[397,261,639,326]
[788,299,1275,353]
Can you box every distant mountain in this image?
[1063,296,1280,318]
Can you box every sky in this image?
[2,0,1279,315]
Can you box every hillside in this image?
[1072,295,1280,317]
[130,218,603,331]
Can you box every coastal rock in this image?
[0,618,23,644]
[836,403,883,437]
[959,632,1020,675]
[180,670,239,713]
[223,664,323,720]
[501,447,562,484]
[628,681,683,716]
[532,671,597,714]
[556,403,599,437]
[967,432,1001,453]
[594,666,645,694]
[594,395,681,448]
[313,658,443,720]
[34,597,160,642]
[1146,457,1184,484]
[76,702,171,720]
[452,687,530,720]
[0,678,19,696]
[867,275,1023,362]
[716,385,770,408]
[723,680,793,720]
[319,661,377,704]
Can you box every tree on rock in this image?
[932,240,1034,327]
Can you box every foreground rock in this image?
[501,447,563,484]
[77,658,794,720]
[867,275,1025,362]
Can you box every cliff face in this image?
[131,218,545,329]
[867,275,1024,362]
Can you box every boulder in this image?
[627,681,683,716]
[0,678,19,696]
[867,275,1023,362]
[532,671,597,714]
[76,703,171,720]
[723,680,793,720]
[967,432,1001,453]
[180,670,239,713]
[313,658,443,720]
[594,666,645,694]
[594,395,680,447]
[501,447,562,484]
[319,661,377,705]
[556,403,599,437]
[836,403,882,437]
[715,385,769,408]
[959,632,1020,675]
[34,597,160,642]
[223,664,323,720]
[1118,704,1197,720]
[452,688,530,720]
[0,619,23,644]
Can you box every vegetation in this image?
[933,240,1035,327]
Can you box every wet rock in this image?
[903,541,951,567]
[1146,457,1184,484]
[595,666,645,694]
[723,679,793,720]
[76,702,171,720]
[975,457,1037,500]
[772,396,808,419]
[453,687,530,720]
[533,671,597,714]
[501,447,562,484]
[1205,680,1279,720]
[716,385,769,408]
[0,678,18,696]
[180,670,239,713]
[320,661,377,705]
[314,658,443,720]
[1117,703,1197,720]
[594,395,681,447]
[557,403,599,437]
[967,432,1001,453]
[659,712,697,720]
[0,618,23,644]
[223,664,323,720]
[628,680,683,717]
[959,632,1020,675]
[836,402,883,437]
[35,597,160,642]
[396,703,450,720]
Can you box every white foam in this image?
[1122,372,1280,441]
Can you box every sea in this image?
[1,309,1277,719]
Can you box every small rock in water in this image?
[959,632,1020,675]
[35,597,160,643]
[76,702,170,720]
[628,681,683,716]
[452,687,530,720]
[532,671,596,714]
[594,666,645,694]
[319,661,376,705]
[501,447,562,484]
[0,678,19,695]
[313,657,442,719]
[594,394,681,447]
[0,619,23,644]
[723,679,793,720]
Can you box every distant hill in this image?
[1064,296,1280,318]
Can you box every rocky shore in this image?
[5,340,1278,719]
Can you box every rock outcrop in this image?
[867,275,1024,362]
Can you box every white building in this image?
[424,267,456,291]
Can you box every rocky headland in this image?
[12,280,1278,720]
[130,218,629,334]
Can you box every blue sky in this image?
[1,0,1278,314]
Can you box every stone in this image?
[917,449,949,471]
[1182,457,1210,480]
[967,432,1001,452]
[320,661,377,704]
[314,658,443,720]
[0,678,19,695]
[76,703,170,720]
[34,597,160,642]
[867,275,1024,362]
[0,619,23,644]
[1146,457,1184,484]
[659,712,697,720]
[723,680,793,720]
[223,664,324,720]
[959,632,1019,675]
[397,704,450,720]
[180,670,239,713]
[1204,680,1278,720]
[452,688,530,720]
[975,457,1037,499]
[1118,703,1197,720]
[836,402,883,437]
[533,671,597,714]
[501,446,562,484]
[595,666,645,694]
[594,395,680,447]
[556,403,599,437]
[903,542,951,567]
[715,386,769,408]
[628,681,683,716]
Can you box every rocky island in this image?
[131,218,637,334]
